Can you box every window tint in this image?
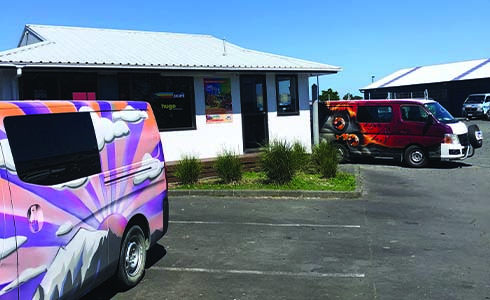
[4,112,101,185]
[276,75,299,115]
[357,106,392,123]
[401,105,429,122]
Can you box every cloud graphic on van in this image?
[133,153,165,185]
[79,107,130,151]
[113,105,148,123]
[0,236,27,260]
[0,139,17,173]
[0,265,47,296]
[56,221,74,236]
[52,177,88,190]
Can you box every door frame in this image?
[239,75,269,151]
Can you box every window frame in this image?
[275,75,299,116]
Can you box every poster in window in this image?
[204,78,232,123]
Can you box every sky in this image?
[1,0,489,98]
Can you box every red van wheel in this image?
[404,145,428,168]
[333,143,349,163]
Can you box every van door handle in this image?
[400,130,409,134]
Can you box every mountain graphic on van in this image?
[33,228,119,300]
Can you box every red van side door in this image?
[397,105,443,147]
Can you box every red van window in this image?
[401,105,429,122]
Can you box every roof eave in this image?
[0,61,341,74]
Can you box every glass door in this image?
[240,75,268,150]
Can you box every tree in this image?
[342,93,363,100]
[319,88,340,101]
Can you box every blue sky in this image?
[1,0,489,98]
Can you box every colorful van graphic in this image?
[0,101,168,299]
[319,99,483,167]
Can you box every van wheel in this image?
[468,124,483,149]
[333,143,349,163]
[404,145,428,168]
[486,110,490,120]
[117,225,146,288]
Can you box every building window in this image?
[357,106,393,123]
[130,76,196,131]
[4,112,101,185]
[276,75,299,115]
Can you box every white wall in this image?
[161,75,244,162]
[161,73,313,162]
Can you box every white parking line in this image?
[169,220,361,229]
[152,266,365,278]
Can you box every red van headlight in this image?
[443,133,460,145]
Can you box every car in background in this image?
[462,93,490,119]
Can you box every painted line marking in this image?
[152,266,365,278]
[169,220,361,229]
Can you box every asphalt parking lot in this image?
[84,119,490,300]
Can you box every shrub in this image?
[260,139,302,184]
[214,150,243,183]
[291,141,311,173]
[311,141,338,178]
[175,155,202,185]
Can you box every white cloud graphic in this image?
[52,177,88,190]
[113,105,148,123]
[0,265,47,296]
[79,107,130,151]
[56,222,74,236]
[0,236,27,260]
[133,153,165,185]
[0,139,17,173]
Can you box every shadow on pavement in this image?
[345,158,472,169]
[80,244,167,300]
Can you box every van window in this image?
[357,106,392,123]
[401,105,429,122]
[4,112,101,185]
[465,95,485,104]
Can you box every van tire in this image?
[404,145,428,168]
[333,143,349,163]
[117,225,147,288]
[468,124,483,149]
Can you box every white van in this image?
[462,93,490,119]
[0,100,168,299]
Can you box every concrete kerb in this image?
[169,164,363,200]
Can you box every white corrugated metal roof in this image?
[0,24,341,74]
[360,58,490,90]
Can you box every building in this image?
[0,24,341,161]
[360,58,490,116]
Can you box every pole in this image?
[312,76,320,146]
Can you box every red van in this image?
[319,99,483,167]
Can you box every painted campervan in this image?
[320,99,483,167]
[0,101,168,299]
